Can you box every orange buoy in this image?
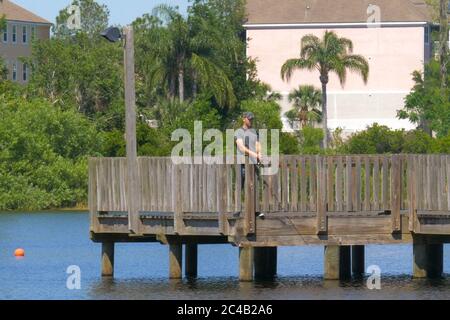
[14,248,25,257]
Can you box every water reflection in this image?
[83,275,450,300]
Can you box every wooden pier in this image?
[89,155,450,280]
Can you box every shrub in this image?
[298,126,324,155]
[280,133,300,155]
[340,124,404,154]
[0,95,100,210]
[402,130,433,154]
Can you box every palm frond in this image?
[152,4,181,25]
[338,37,354,53]
[300,34,320,55]
[343,54,370,84]
[330,59,347,86]
[191,53,236,108]
[280,58,315,81]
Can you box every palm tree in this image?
[281,30,369,148]
[287,85,322,128]
[149,5,236,107]
[134,13,179,101]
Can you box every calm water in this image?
[0,212,450,300]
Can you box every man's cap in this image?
[243,112,255,120]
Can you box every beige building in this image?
[245,0,432,134]
[0,0,51,83]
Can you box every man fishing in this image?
[235,112,265,218]
[235,112,262,166]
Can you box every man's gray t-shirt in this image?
[235,128,259,162]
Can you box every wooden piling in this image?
[185,244,198,278]
[352,245,365,277]
[413,242,443,279]
[324,245,351,280]
[254,247,277,280]
[101,242,115,277]
[239,247,254,282]
[169,244,183,279]
[427,244,444,278]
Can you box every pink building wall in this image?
[246,25,428,133]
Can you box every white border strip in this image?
[244,22,428,29]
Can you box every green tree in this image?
[0,59,6,81]
[27,1,123,115]
[0,93,101,210]
[53,0,109,37]
[281,31,369,149]
[285,85,322,128]
[134,4,236,108]
[188,0,258,104]
[398,60,450,137]
[0,16,7,81]
[28,29,123,115]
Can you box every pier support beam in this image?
[352,245,365,277]
[169,244,183,279]
[101,242,115,277]
[254,247,277,280]
[324,245,351,280]
[239,247,254,282]
[185,244,198,278]
[413,243,443,279]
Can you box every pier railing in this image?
[89,155,450,238]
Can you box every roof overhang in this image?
[5,19,53,26]
[244,21,429,30]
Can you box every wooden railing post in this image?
[89,158,99,233]
[391,155,401,232]
[172,163,184,235]
[218,162,229,235]
[346,156,353,212]
[408,155,417,232]
[244,159,256,235]
[316,156,327,234]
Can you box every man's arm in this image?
[236,138,259,160]
[256,141,262,158]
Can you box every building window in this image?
[31,26,36,40]
[22,63,28,81]
[12,63,17,81]
[12,25,17,43]
[22,26,27,43]
[2,26,7,43]
[425,25,430,44]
